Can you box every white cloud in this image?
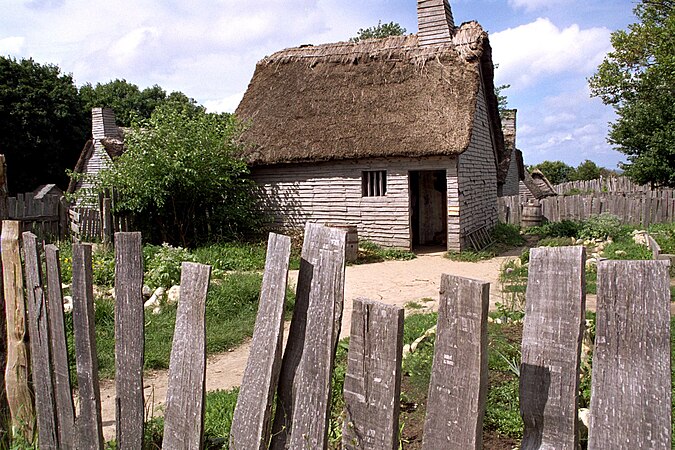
[0,36,25,55]
[203,91,246,114]
[491,18,611,88]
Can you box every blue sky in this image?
[1,0,637,169]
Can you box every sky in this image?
[0,0,638,169]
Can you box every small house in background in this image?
[236,0,508,252]
[520,169,557,201]
[67,107,124,203]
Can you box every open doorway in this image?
[410,170,447,250]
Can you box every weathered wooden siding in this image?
[500,151,520,197]
[457,75,498,245]
[252,156,459,250]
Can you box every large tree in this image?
[529,161,575,185]
[80,79,168,127]
[92,101,259,246]
[589,0,674,187]
[0,57,87,193]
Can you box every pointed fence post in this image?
[22,232,58,449]
[270,223,347,449]
[230,233,291,450]
[161,262,211,450]
[519,246,585,450]
[44,244,76,450]
[588,260,671,449]
[1,220,35,441]
[422,274,489,450]
[342,299,404,450]
[72,243,104,450]
[114,232,145,449]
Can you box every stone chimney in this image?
[417,0,455,46]
[501,109,517,150]
[91,107,121,140]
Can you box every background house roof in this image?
[236,21,507,180]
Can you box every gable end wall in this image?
[457,76,498,248]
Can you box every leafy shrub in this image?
[192,242,267,272]
[526,220,580,238]
[145,243,195,289]
[538,236,575,247]
[492,223,525,246]
[579,213,623,240]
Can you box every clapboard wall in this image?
[457,76,499,243]
[252,156,460,250]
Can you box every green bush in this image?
[492,223,525,246]
[579,213,623,240]
[538,236,575,247]
[145,243,195,289]
[526,220,580,238]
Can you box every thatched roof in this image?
[236,21,507,180]
[101,137,125,159]
[523,169,557,199]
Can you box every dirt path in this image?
[99,250,520,440]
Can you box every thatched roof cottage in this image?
[236,0,508,251]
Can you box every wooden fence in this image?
[499,191,675,226]
[70,194,130,243]
[554,175,675,195]
[0,222,671,449]
[3,192,68,240]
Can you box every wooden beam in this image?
[422,275,489,449]
[520,246,585,450]
[230,233,291,450]
[114,232,145,449]
[588,260,671,448]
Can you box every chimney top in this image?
[417,0,455,47]
[91,108,122,140]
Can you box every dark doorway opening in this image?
[410,170,447,250]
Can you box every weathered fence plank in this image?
[342,299,404,450]
[22,232,58,449]
[1,220,35,440]
[270,223,347,449]
[520,246,585,450]
[588,260,671,449]
[422,275,489,450]
[288,248,345,450]
[72,243,104,450]
[162,262,211,450]
[114,232,145,449]
[230,233,291,450]
[44,244,76,450]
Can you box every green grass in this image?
[356,241,416,264]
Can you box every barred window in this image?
[362,170,387,197]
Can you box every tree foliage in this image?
[93,102,259,246]
[80,79,202,127]
[530,161,575,185]
[589,0,675,186]
[350,21,406,42]
[0,57,87,192]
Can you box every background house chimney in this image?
[417,0,455,47]
[91,107,121,140]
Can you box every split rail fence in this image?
[0,221,671,449]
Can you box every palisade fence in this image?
[3,192,69,240]
[0,221,671,449]
[499,190,675,226]
[554,175,675,195]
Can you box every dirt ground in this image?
[99,249,524,440]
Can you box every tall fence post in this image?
[287,248,345,450]
[72,243,104,450]
[1,220,35,441]
[162,262,211,450]
[114,232,145,449]
[588,260,671,448]
[230,233,291,450]
[422,275,489,450]
[271,223,347,449]
[22,232,58,449]
[342,299,404,450]
[519,246,586,450]
[44,244,76,450]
